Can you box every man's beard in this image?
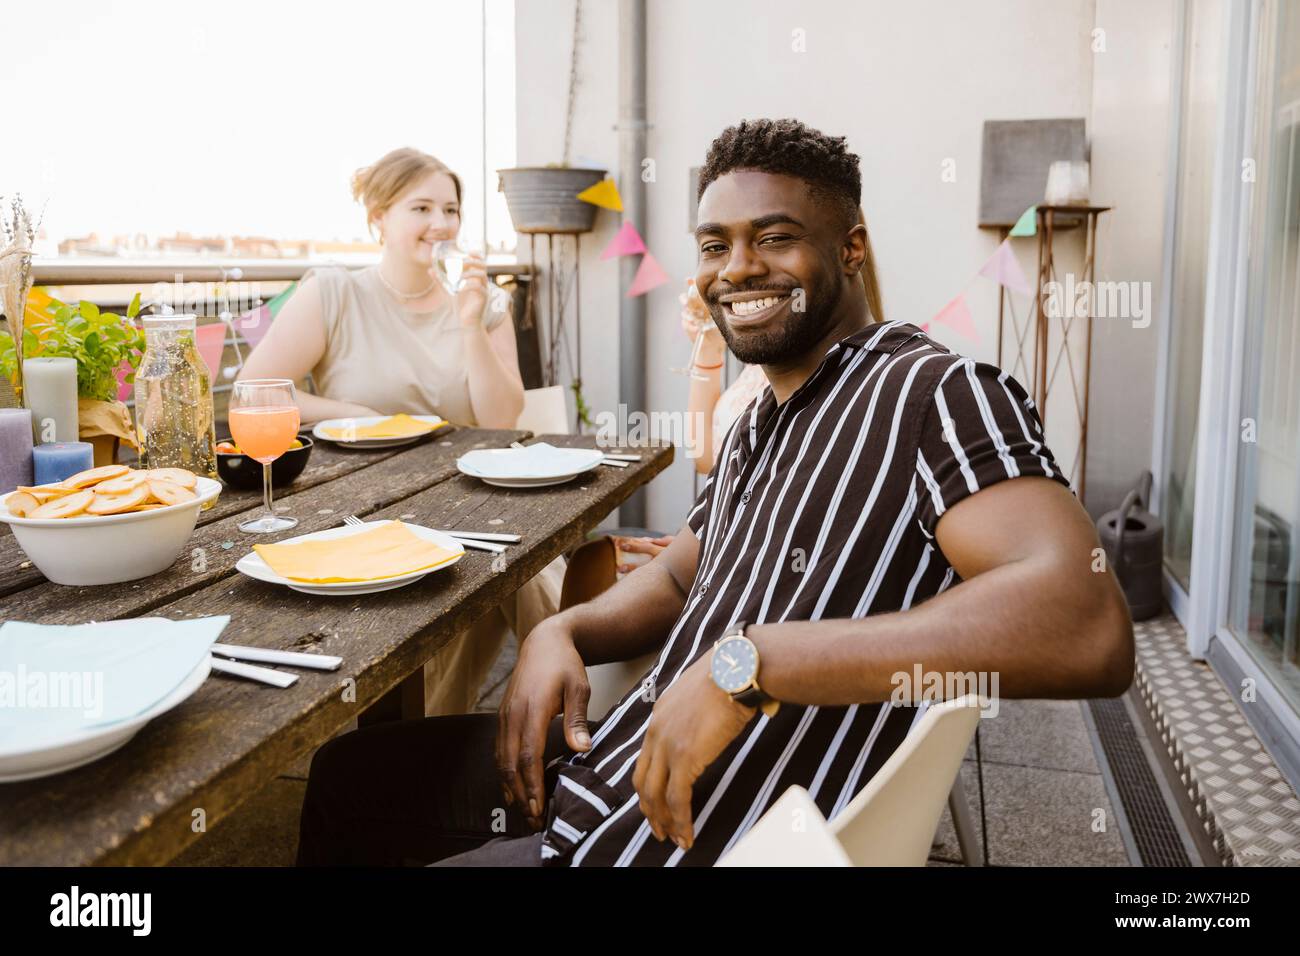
[714,275,843,365]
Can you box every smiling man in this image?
[297,118,1134,867]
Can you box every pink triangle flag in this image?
[930,292,978,340]
[626,253,670,297]
[600,221,647,260]
[978,238,1032,296]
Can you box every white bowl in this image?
[0,476,222,586]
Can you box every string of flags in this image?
[579,177,670,297]
[579,180,1040,313]
[921,205,1035,342]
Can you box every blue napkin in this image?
[0,615,229,751]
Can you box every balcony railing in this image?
[21,258,543,418]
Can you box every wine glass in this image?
[432,239,471,293]
[229,379,301,534]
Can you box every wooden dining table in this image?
[0,427,673,865]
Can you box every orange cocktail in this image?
[229,379,300,534]
[228,406,302,463]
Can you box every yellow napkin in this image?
[321,413,445,441]
[253,520,461,583]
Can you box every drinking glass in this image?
[229,379,301,533]
[670,281,718,381]
[432,239,471,294]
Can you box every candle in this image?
[0,408,35,494]
[32,441,94,485]
[23,357,80,444]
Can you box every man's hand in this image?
[495,621,592,830]
[632,653,756,851]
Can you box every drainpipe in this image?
[617,0,647,527]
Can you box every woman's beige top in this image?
[303,265,512,426]
[713,363,770,451]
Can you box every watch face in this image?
[712,637,758,693]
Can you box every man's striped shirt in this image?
[539,319,1073,865]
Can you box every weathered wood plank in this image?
[1,428,528,626]
[0,438,673,866]
[0,432,450,599]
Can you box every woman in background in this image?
[238,147,558,716]
[240,147,523,428]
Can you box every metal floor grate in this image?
[1088,696,1192,867]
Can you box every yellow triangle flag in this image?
[576,178,623,211]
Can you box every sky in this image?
[1,0,518,253]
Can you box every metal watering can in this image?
[1097,471,1163,621]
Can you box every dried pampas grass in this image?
[1,194,45,403]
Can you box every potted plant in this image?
[0,292,147,465]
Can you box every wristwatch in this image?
[710,620,780,718]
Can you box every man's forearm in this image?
[748,556,1133,706]
[557,560,689,666]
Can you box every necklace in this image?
[375,264,438,300]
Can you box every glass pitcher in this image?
[133,314,218,486]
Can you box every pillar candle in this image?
[23,357,80,444]
[32,441,94,485]
[0,408,35,494]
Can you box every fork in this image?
[342,515,507,553]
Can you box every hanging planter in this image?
[497,166,608,234]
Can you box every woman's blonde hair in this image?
[857,207,885,323]
[350,147,463,236]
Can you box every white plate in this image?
[476,474,587,489]
[311,415,446,449]
[457,445,603,484]
[0,654,210,783]
[234,520,465,596]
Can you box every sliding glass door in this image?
[1226,0,1300,717]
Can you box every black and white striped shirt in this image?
[539,319,1073,865]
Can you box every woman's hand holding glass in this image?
[432,240,489,328]
[673,279,725,379]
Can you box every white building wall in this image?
[515,0,1171,530]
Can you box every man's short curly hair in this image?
[697,118,862,230]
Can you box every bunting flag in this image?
[978,238,1032,296]
[928,292,978,340]
[234,281,298,351]
[599,221,647,260]
[1009,205,1037,237]
[576,178,623,212]
[626,252,669,297]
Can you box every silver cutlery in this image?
[439,530,521,543]
[211,642,342,671]
[509,439,630,469]
[208,655,299,688]
[341,515,507,553]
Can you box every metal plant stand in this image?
[994,204,1111,503]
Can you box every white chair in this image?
[515,385,570,435]
[716,695,986,866]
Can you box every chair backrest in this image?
[515,385,570,435]
[716,695,984,867]
[827,695,985,866]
